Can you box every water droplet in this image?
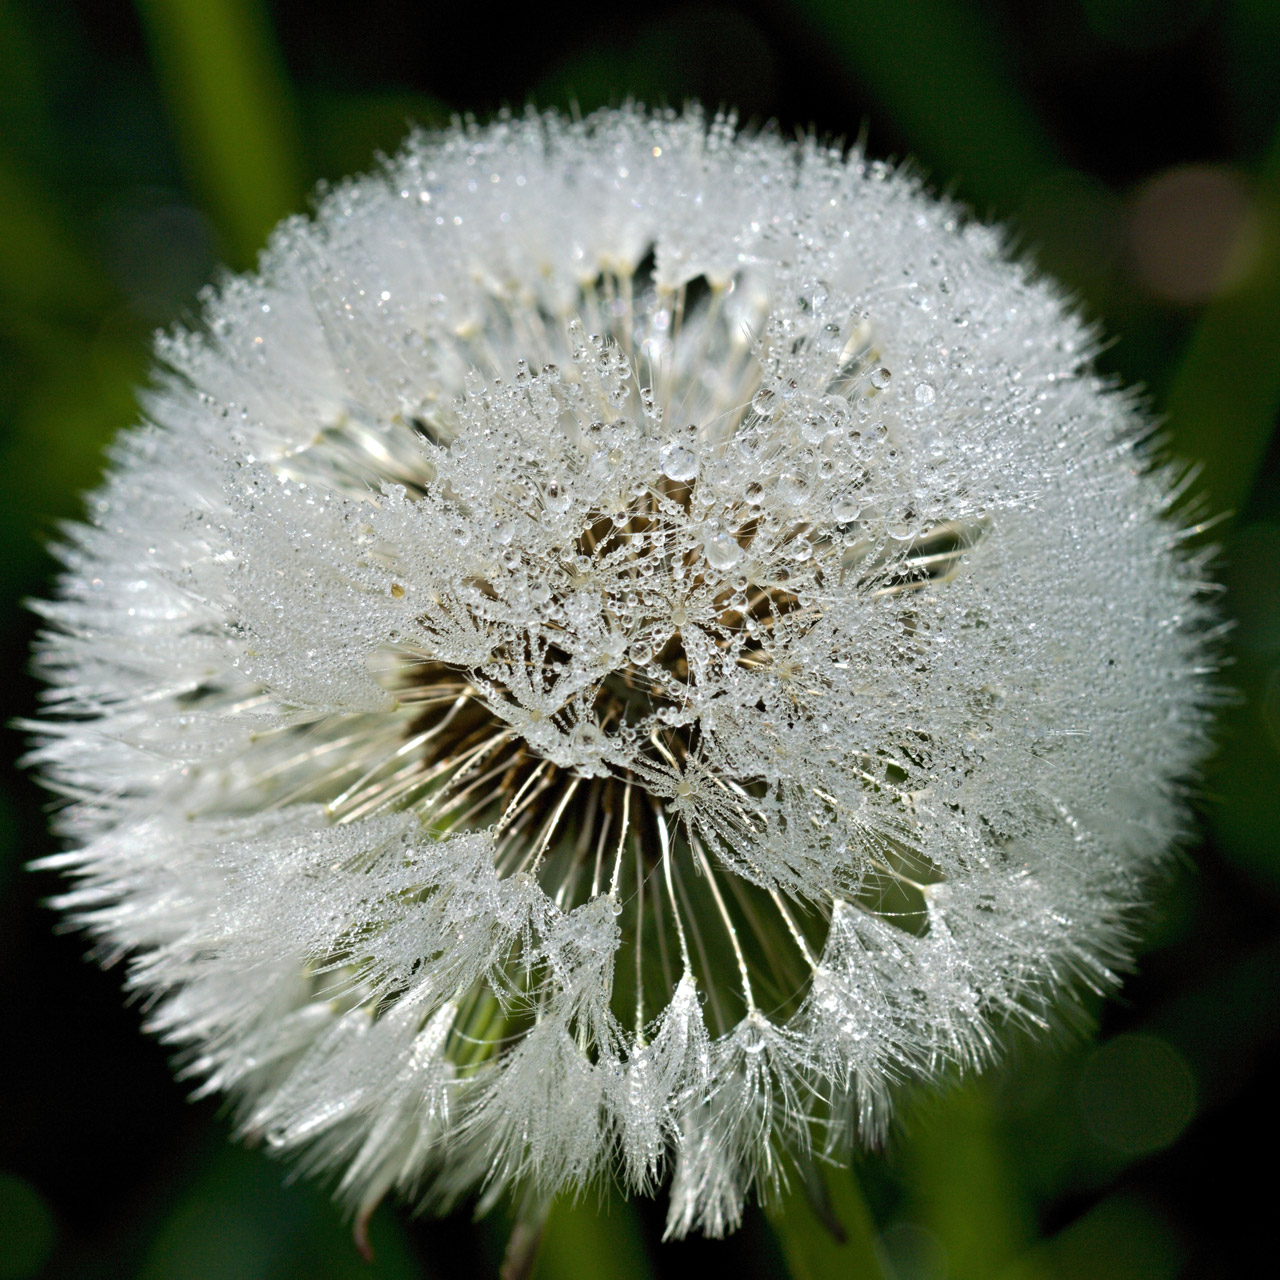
[705,531,743,570]
[869,366,892,390]
[530,582,552,604]
[778,471,810,505]
[639,387,663,422]
[914,381,936,406]
[887,509,917,539]
[752,386,777,415]
[492,519,514,545]
[544,479,572,513]
[736,425,763,460]
[818,322,843,351]
[801,412,829,445]
[821,395,851,431]
[831,494,861,522]
[568,318,589,363]
[659,443,698,482]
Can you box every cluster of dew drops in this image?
[397,271,944,787]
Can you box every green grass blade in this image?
[135,0,305,268]
[791,0,1062,213]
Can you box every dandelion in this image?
[28,107,1215,1241]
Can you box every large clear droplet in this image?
[831,493,862,522]
[659,443,698,482]
[752,386,777,415]
[704,531,743,570]
[544,479,572,514]
[778,471,810,505]
[801,412,829,445]
[736,425,763,461]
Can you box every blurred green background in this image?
[3,2,1280,1278]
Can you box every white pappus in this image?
[27,107,1217,1241]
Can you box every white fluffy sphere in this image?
[30,108,1214,1238]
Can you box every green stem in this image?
[536,1194,656,1280]
[500,1196,553,1280]
[766,1163,886,1280]
[903,1082,1031,1280]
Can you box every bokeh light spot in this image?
[1079,1034,1197,1157]
[1127,165,1258,304]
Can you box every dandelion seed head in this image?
[29,107,1215,1237]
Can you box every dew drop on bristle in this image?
[659,443,698,482]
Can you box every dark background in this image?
[3,2,1280,1278]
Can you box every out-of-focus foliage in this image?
[2,2,1278,1278]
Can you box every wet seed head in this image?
[28,107,1216,1240]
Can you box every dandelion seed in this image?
[27,107,1215,1238]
